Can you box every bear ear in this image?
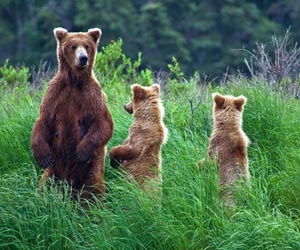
[213,93,225,108]
[151,84,160,95]
[54,27,68,41]
[132,84,146,100]
[87,28,102,43]
[234,95,247,111]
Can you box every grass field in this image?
[1,59,300,249]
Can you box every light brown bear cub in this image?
[208,93,250,205]
[31,27,113,201]
[109,84,168,192]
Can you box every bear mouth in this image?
[77,63,88,68]
[76,61,89,69]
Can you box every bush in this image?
[0,59,30,90]
[242,29,300,97]
[95,39,152,87]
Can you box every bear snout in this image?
[124,103,133,114]
[78,52,88,66]
[76,48,89,67]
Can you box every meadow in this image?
[1,41,300,249]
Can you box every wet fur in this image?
[31,28,113,200]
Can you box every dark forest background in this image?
[1,0,299,76]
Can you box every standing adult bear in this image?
[31,27,113,200]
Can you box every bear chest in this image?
[51,89,91,143]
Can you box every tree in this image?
[0,0,296,77]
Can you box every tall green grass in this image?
[0,88,38,174]
[1,68,300,249]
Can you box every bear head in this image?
[53,27,101,73]
[124,84,161,115]
[212,92,247,128]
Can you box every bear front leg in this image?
[76,115,113,163]
[76,125,102,163]
[31,119,55,169]
[109,145,139,169]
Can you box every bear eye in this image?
[85,45,89,50]
[71,45,76,51]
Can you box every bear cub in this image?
[208,93,250,206]
[109,84,168,193]
[31,27,113,200]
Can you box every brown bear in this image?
[208,93,250,206]
[109,84,168,194]
[31,27,113,200]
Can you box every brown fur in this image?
[208,93,250,205]
[31,27,113,200]
[109,84,168,192]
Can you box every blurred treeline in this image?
[0,0,299,75]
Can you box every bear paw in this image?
[76,142,94,163]
[36,155,55,169]
[76,151,92,163]
[110,158,122,169]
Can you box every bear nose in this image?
[124,104,133,114]
[79,52,88,66]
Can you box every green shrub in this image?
[0,59,30,90]
[95,39,152,87]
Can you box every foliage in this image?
[95,39,152,87]
[2,41,300,248]
[0,59,30,89]
[167,56,184,81]
[242,29,300,95]
[2,75,300,248]
[1,0,299,76]
[29,61,54,91]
